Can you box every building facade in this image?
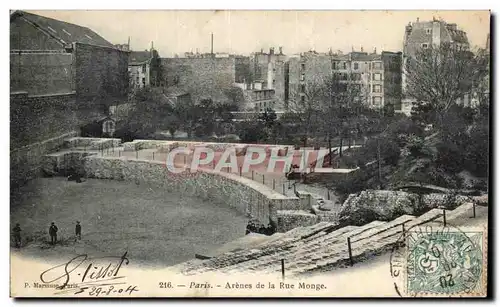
[10,10,129,187]
[250,47,288,108]
[161,55,251,104]
[287,50,402,110]
[401,17,471,115]
[10,10,129,147]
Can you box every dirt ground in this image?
[10,177,248,268]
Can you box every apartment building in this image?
[401,17,471,115]
[288,50,401,110]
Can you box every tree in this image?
[318,73,369,158]
[406,43,489,127]
[223,86,245,111]
[286,75,325,147]
[125,87,173,137]
[237,113,267,143]
[259,108,277,128]
[382,103,395,118]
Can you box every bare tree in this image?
[286,75,326,147]
[405,43,488,127]
[317,73,369,160]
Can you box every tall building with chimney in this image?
[250,47,287,108]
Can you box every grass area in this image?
[10,177,248,268]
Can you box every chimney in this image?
[279,46,283,54]
[373,47,377,54]
[417,17,420,22]
[270,47,274,55]
[261,48,264,54]
[361,46,364,52]
[211,33,214,56]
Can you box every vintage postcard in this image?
[10,10,490,298]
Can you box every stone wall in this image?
[161,57,236,103]
[73,43,129,102]
[81,155,301,225]
[123,140,178,152]
[10,92,80,149]
[10,52,73,95]
[10,131,78,188]
[338,189,476,226]
[63,137,121,150]
[276,210,320,232]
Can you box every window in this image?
[301,63,306,70]
[373,73,382,81]
[142,64,146,73]
[372,96,382,106]
[426,29,432,35]
[351,73,361,81]
[373,85,382,93]
[301,95,305,103]
[353,62,359,70]
[300,84,306,93]
[342,62,347,70]
[372,62,382,70]
[142,77,146,87]
[300,74,305,81]
[332,61,339,70]
[421,43,429,49]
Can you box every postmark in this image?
[390,223,486,297]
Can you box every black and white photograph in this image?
[8,9,491,298]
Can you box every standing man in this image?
[49,222,58,245]
[12,223,22,248]
[75,221,81,241]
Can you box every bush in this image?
[464,124,489,177]
[406,134,426,158]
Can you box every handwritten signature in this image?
[39,251,137,295]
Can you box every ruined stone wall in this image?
[10,131,78,189]
[82,156,300,225]
[276,210,320,232]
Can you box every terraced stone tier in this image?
[180,222,340,275]
[178,202,483,277]
[293,209,447,276]
[64,137,121,150]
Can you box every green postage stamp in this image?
[404,226,487,297]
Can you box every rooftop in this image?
[12,10,114,48]
[129,50,152,65]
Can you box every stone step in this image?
[234,221,387,274]
[207,225,360,274]
[288,211,443,276]
[183,222,340,274]
[181,203,485,276]
[214,225,358,273]
[350,214,415,243]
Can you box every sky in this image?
[27,10,490,57]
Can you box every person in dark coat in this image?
[49,222,58,245]
[75,221,81,240]
[12,223,22,248]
